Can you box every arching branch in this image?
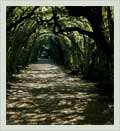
[59,27,94,39]
[7,7,38,31]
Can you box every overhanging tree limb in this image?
[7,7,38,31]
[59,27,94,39]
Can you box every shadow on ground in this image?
[6,59,114,125]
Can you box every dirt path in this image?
[7,59,113,125]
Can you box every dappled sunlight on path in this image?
[7,59,113,125]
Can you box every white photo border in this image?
[0,0,120,131]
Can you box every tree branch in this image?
[7,7,38,31]
[59,27,94,39]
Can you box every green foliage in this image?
[6,6,114,82]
